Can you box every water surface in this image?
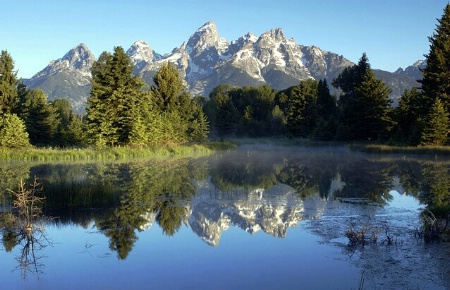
[1,145,449,289]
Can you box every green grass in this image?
[348,143,450,156]
[0,144,215,162]
[5,140,450,162]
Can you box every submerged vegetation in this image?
[1,177,51,279]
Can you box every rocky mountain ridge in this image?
[24,21,422,113]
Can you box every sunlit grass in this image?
[0,144,214,162]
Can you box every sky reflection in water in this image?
[1,146,449,289]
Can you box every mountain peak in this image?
[61,43,95,71]
[262,28,286,41]
[25,21,417,114]
[197,21,217,33]
[126,40,162,74]
[130,40,151,49]
[127,40,153,62]
[186,21,227,55]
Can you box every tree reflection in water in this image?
[0,178,52,280]
[95,158,201,259]
[2,147,450,260]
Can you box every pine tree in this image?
[151,63,209,143]
[20,89,60,145]
[66,113,84,145]
[285,79,318,138]
[333,53,393,141]
[151,62,183,112]
[0,113,30,148]
[420,98,449,146]
[86,47,146,146]
[316,79,336,117]
[420,4,450,114]
[187,102,209,142]
[393,88,425,145]
[270,105,286,136]
[213,91,239,137]
[0,50,18,115]
[51,99,75,145]
[313,79,337,141]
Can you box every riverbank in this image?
[3,138,450,162]
[0,143,232,162]
[348,143,450,156]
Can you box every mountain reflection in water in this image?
[1,145,449,289]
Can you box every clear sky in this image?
[2,0,448,78]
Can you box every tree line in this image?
[0,47,209,148]
[1,4,450,148]
[206,4,450,146]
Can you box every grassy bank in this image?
[0,143,219,162]
[348,143,450,156]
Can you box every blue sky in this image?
[2,0,448,78]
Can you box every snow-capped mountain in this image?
[126,40,162,74]
[134,21,354,96]
[24,21,421,113]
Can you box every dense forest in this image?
[1,4,450,148]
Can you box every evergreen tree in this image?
[151,63,209,143]
[52,99,72,128]
[187,100,209,142]
[270,105,286,136]
[86,47,146,146]
[420,4,450,114]
[0,50,18,115]
[151,62,183,112]
[333,53,393,141]
[313,79,337,140]
[219,85,276,137]
[316,79,336,117]
[393,88,424,145]
[0,113,30,148]
[51,99,76,146]
[210,89,239,137]
[19,89,60,145]
[420,98,449,146]
[85,52,114,146]
[284,79,318,138]
[333,53,370,94]
[66,113,84,145]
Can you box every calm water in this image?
[1,145,449,289]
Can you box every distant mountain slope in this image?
[394,60,426,81]
[24,44,95,113]
[25,21,422,113]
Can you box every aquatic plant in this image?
[419,208,450,242]
[345,218,381,246]
[11,177,45,234]
[3,177,53,279]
